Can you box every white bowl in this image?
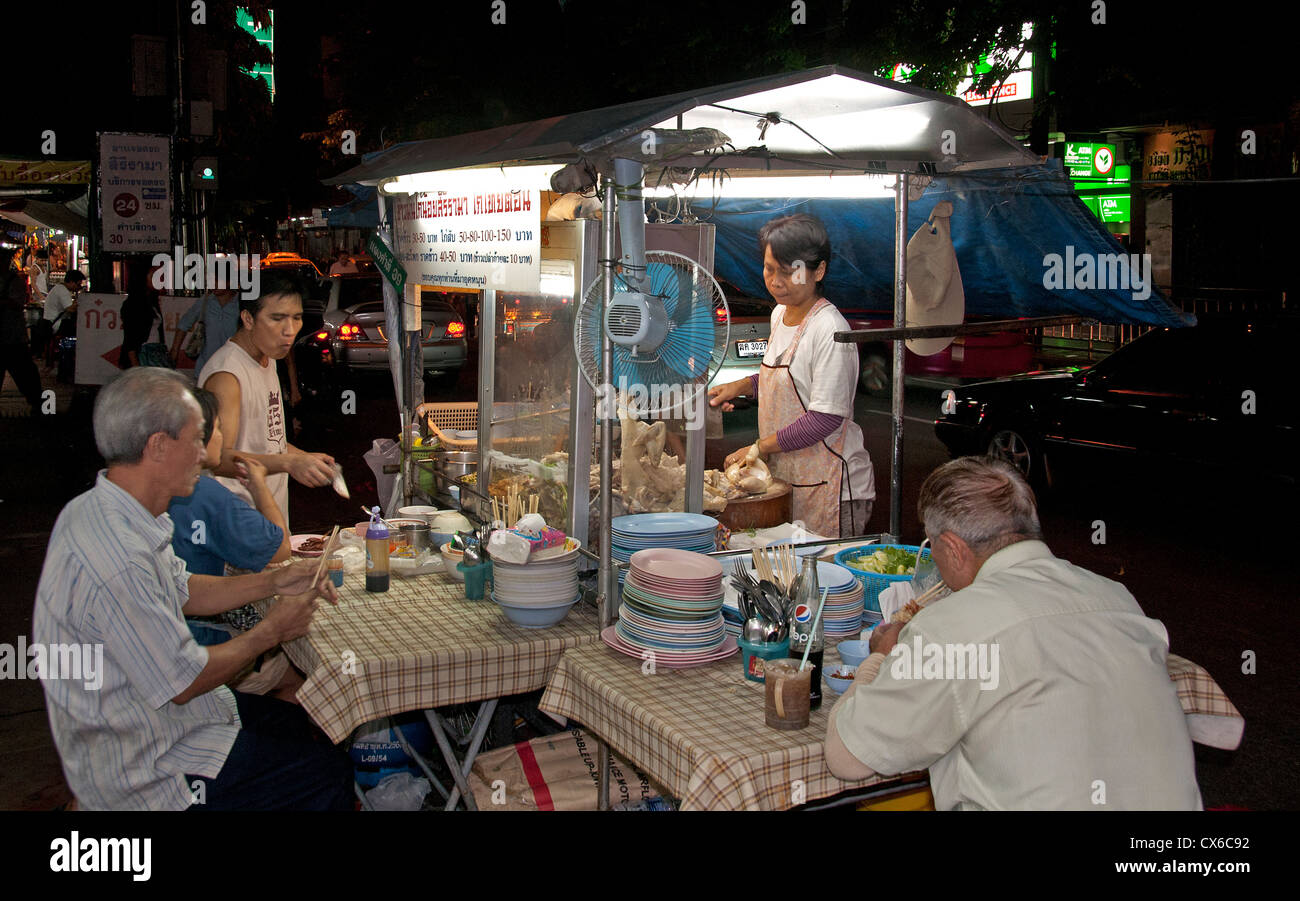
[398,505,444,524]
[440,542,466,581]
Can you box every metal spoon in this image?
[757,580,788,626]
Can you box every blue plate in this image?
[612,513,719,537]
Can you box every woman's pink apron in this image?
[758,299,851,538]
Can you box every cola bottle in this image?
[788,556,824,709]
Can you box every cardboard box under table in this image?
[258,568,601,809]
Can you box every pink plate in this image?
[600,626,738,668]
[628,548,722,582]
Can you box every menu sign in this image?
[393,184,541,293]
[99,133,171,253]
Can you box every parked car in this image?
[294,274,468,392]
[933,313,1297,489]
[712,289,774,392]
[260,251,324,281]
[837,306,1033,394]
[708,281,1033,394]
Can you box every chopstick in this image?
[913,580,948,608]
[309,525,340,592]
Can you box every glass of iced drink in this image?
[764,658,812,730]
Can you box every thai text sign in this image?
[99,133,172,253]
[393,184,541,293]
[0,159,90,186]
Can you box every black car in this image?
[293,274,468,397]
[934,313,1297,489]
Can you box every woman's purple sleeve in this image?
[748,373,759,396]
[776,410,843,452]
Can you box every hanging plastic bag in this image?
[363,438,403,517]
[905,200,965,356]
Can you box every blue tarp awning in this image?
[703,161,1191,327]
[326,184,379,229]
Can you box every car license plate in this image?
[736,339,767,358]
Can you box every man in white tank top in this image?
[198,270,335,532]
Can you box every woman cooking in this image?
[708,214,875,538]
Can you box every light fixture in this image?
[644,173,898,199]
[381,164,564,195]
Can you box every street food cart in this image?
[325,66,1221,809]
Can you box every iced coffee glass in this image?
[764,658,812,730]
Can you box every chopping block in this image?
[713,479,792,531]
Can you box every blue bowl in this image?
[837,639,871,668]
[493,595,579,629]
[824,664,857,693]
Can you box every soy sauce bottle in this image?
[789,556,824,709]
[365,507,390,593]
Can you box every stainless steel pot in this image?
[399,522,431,552]
[432,451,478,482]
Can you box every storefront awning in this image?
[326,65,1039,186]
[0,197,89,235]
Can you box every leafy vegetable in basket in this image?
[849,547,918,575]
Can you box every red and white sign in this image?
[75,294,197,384]
[955,69,1032,107]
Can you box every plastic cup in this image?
[739,635,790,683]
[764,658,812,730]
[458,559,493,601]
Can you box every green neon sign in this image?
[1064,142,1117,180]
[237,7,275,100]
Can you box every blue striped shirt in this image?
[33,472,241,810]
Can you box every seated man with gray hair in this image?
[825,455,1202,810]
[34,367,354,810]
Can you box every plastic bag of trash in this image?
[365,772,431,811]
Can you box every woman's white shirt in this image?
[764,303,875,502]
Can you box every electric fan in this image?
[573,249,729,417]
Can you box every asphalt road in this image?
[2,360,1295,810]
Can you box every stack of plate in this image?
[604,548,737,667]
[819,569,865,642]
[490,539,582,608]
[611,514,720,587]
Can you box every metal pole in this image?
[597,175,618,812]
[479,289,496,518]
[890,175,909,541]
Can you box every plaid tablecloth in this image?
[540,643,1245,810]
[260,569,601,743]
[540,643,901,811]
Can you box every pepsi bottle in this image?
[789,557,824,709]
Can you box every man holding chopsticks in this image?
[824,456,1202,810]
[33,368,353,810]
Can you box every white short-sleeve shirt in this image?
[199,340,289,529]
[764,302,874,501]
